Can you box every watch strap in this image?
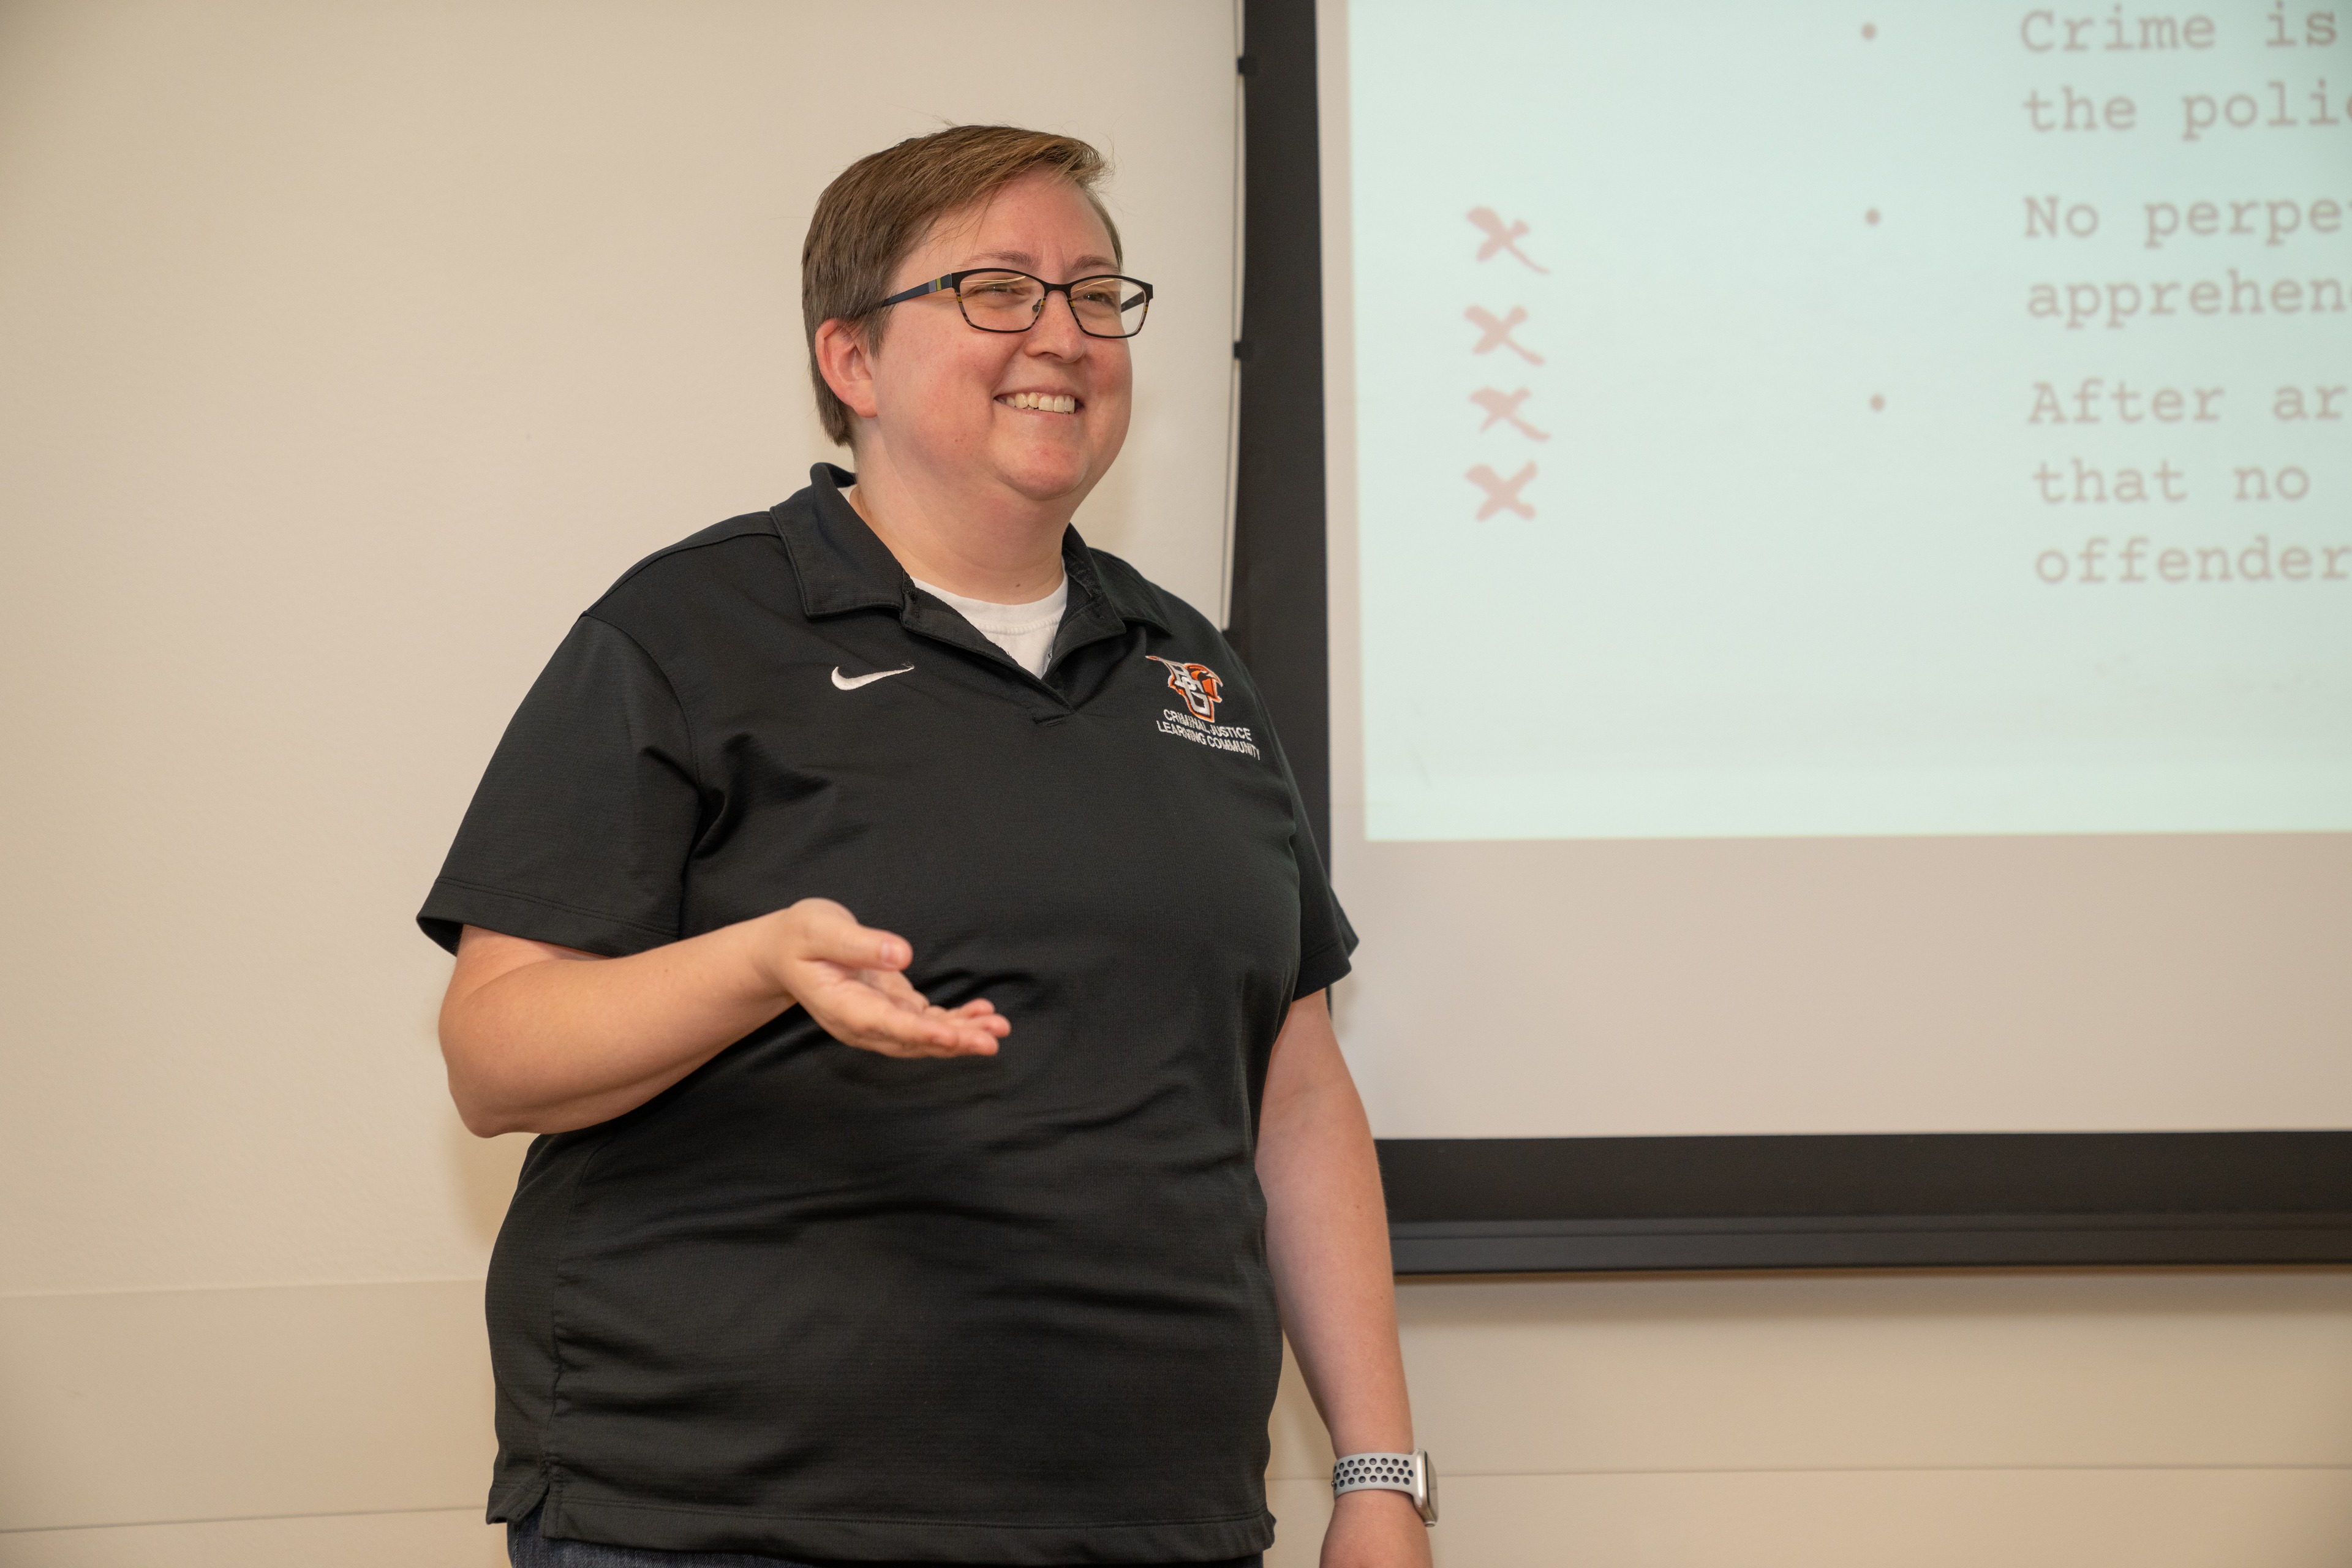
[1331,1449,1437,1525]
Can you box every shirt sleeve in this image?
[1246,669,1357,1000]
[417,614,703,957]
[1287,781,1358,1000]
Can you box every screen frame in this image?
[1226,0,2352,1274]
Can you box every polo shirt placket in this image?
[419,464,1354,1565]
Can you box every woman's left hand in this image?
[1321,1489,1433,1568]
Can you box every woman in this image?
[421,125,1430,1568]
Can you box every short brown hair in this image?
[801,125,1122,448]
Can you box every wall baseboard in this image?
[0,1507,502,1568]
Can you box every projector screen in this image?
[1314,0,2352,1149]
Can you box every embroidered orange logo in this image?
[1146,655,1224,722]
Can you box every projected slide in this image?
[1351,0,2351,840]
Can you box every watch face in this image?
[1415,1450,1438,1525]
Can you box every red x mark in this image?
[1465,306,1544,366]
[1471,387,1550,442]
[1466,462,1537,520]
[1467,208,1549,273]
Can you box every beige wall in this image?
[0,0,1241,1300]
[3,3,2348,1564]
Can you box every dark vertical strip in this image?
[1227,0,1332,865]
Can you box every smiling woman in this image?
[417,124,1433,1568]
[810,140,1137,602]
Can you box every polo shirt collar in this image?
[772,464,1168,641]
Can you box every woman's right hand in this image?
[750,898,1008,1059]
[442,899,1007,1136]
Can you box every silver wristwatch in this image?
[1330,1449,1437,1526]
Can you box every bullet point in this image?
[1861,22,1877,40]
[1870,393,1886,411]
[1865,208,1881,225]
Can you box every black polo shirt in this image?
[418,465,1354,1564]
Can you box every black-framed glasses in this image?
[870,269,1154,339]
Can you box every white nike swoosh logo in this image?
[831,665,914,691]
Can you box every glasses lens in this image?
[956,271,1045,330]
[1068,276,1149,338]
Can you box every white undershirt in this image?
[908,575,1069,678]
